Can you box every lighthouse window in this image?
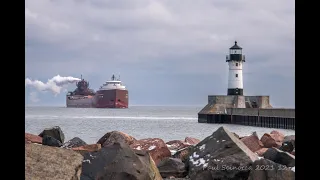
[236,63,238,66]
[235,74,238,77]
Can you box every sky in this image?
[25,0,295,108]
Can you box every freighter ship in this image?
[66,75,128,108]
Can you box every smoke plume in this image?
[25,75,81,95]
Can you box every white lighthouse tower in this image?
[226,41,245,95]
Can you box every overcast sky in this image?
[25,0,295,107]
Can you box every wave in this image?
[25,115,197,120]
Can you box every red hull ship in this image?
[66,75,128,108]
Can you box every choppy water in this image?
[25,106,295,144]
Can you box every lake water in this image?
[25,106,295,144]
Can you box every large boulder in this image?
[184,137,200,145]
[42,135,62,147]
[72,144,101,156]
[188,126,259,180]
[80,142,162,180]
[247,159,295,180]
[280,135,295,153]
[131,138,171,165]
[157,158,187,178]
[240,132,264,152]
[25,133,42,144]
[279,140,295,153]
[270,131,285,142]
[61,137,87,149]
[263,148,295,167]
[97,131,136,147]
[39,126,65,143]
[25,143,83,180]
[260,133,283,148]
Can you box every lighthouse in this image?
[226,41,245,95]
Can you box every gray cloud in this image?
[25,0,294,107]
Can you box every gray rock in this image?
[39,126,65,143]
[263,148,295,167]
[279,140,295,153]
[25,143,83,180]
[157,158,187,178]
[283,135,295,143]
[80,142,162,180]
[248,159,295,180]
[188,126,259,180]
[62,137,87,149]
[42,135,62,147]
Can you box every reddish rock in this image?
[25,133,42,144]
[255,148,268,156]
[184,137,200,145]
[270,130,285,142]
[166,140,190,151]
[240,134,264,152]
[72,144,101,155]
[260,133,282,148]
[130,138,171,165]
[97,131,137,147]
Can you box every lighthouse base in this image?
[227,88,243,95]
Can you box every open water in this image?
[25,106,295,144]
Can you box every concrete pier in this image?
[198,95,295,130]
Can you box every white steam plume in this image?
[25,75,81,95]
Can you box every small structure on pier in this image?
[198,41,295,130]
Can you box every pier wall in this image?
[198,95,295,130]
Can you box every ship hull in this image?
[66,95,94,108]
[94,89,128,108]
[66,89,128,108]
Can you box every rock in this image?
[72,144,101,156]
[39,126,65,143]
[188,126,259,180]
[25,143,83,180]
[240,133,264,152]
[284,135,295,143]
[157,158,187,178]
[263,147,295,167]
[291,149,295,156]
[61,137,87,149]
[172,146,193,163]
[270,130,285,142]
[279,140,295,153]
[184,137,200,145]
[255,148,268,157]
[247,159,295,180]
[260,133,282,148]
[131,138,171,165]
[80,142,162,180]
[166,140,191,155]
[42,135,62,147]
[96,131,136,147]
[25,133,42,144]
